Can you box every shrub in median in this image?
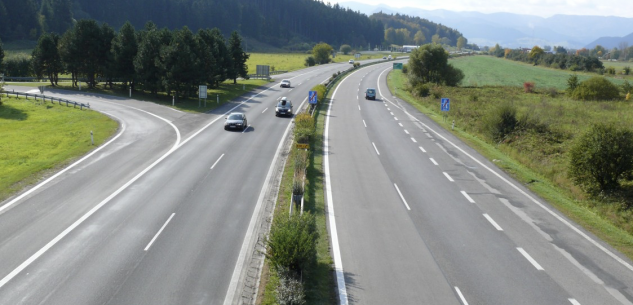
[568,123,633,193]
[266,212,319,273]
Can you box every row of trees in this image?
[488,44,604,73]
[372,12,464,47]
[0,0,73,40]
[29,20,249,98]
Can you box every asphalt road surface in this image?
[0,61,354,304]
[324,61,633,305]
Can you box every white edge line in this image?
[430,158,438,166]
[144,213,175,251]
[517,247,544,270]
[483,214,504,231]
[569,298,581,305]
[394,184,412,211]
[0,113,126,215]
[372,142,380,155]
[455,287,469,305]
[224,92,308,305]
[460,191,476,203]
[443,172,454,182]
[210,154,225,169]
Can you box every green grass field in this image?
[388,66,633,259]
[451,56,630,89]
[247,52,395,74]
[0,95,118,202]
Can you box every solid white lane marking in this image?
[373,142,380,155]
[394,184,411,211]
[483,214,504,231]
[262,107,268,113]
[144,213,175,251]
[455,287,469,305]
[404,130,410,135]
[518,247,544,270]
[430,158,438,165]
[568,299,581,305]
[443,172,454,182]
[419,146,427,153]
[460,191,475,203]
[210,154,225,169]
[363,120,367,128]
[411,137,417,143]
[399,123,403,127]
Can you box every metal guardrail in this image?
[247,70,289,79]
[1,90,91,110]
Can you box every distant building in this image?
[402,45,419,53]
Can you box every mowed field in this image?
[247,52,395,74]
[450,55,630,89]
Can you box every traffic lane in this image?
[373,69,633,303]
[327,65,460,304]
[0,100,178,281]
[0,101,284,303]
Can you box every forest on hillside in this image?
[0,0,463,50]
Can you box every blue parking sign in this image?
[441,98,450,112]
[309,91,318,105]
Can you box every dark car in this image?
[365,88,376,100]
[275,98,293,117]
[224,112,248,131]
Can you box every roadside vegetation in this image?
[0,95,118,203]
[390,53,633,258]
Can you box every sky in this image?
[334,0,633,18]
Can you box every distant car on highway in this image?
[382,56,387,59]
[280,79,291,88]
[388,55,392,60]
[365,88,376,100]
[348,59,354,64]
[224,112,248,131]
[275,98,293,117]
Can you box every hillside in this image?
[586,32,633,50]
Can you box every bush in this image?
[293,149,309,173]
[414,83,430,97]
[483,102,518,142]
[401,64,408,74]
[276,268,306,305]
[266,212,319,273]
[568,124,633,192]
[624,66,631,75]
[569,64,580,71]
[292,179,304,195]
[621,80,633,95]
[523,82,535,93]
[353,62,360,68]
[605,66,616,75]
[546,87,558,97]
[308,84,326,106]
[566,74,579,95]
[571,77,621,101]
[430,85,443,99]
[304,56,316,67]
[295,112,314,130]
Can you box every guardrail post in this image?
[91,131,94,145]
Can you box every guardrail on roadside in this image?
[1,90,91,110]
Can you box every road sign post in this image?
[393,63,403,70]
[441,98,450,122]
[309,91,318,105]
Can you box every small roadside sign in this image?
[296,143,309,149]
[199,85,207,99]
[441,98,450,112]
[393,63,403,70]
[309,91,318,105]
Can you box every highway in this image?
[324,61,633,304]
[0,62,351,304]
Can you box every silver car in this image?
[224,112,248,131]
[280,79,291,88]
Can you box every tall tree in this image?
[134,22,165,94]
[31,32,62,85]
[0,37,4,72]
[40,0,73,35]
[210,28,231,87]
[196,28,219,87]
[413,30,426,45]
[227,31,249,84]
[160,26,202,98]
[457,36,467,50]
[111,21,138,90]
[73,19,107,88]
[408,43,464,86]
[312,43,333,65]
[58,28,80,86]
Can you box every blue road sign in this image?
[309,91,318,105]
[441,98,450,112]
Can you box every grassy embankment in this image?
[247,52,396,75]
[0,95,118,202]
[389,55,633,259]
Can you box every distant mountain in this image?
[340,1,633,49]
[586,32,633,49]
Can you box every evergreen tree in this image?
[0,37,4,73]
[227,31,249,84]
[111,21,138,90]
[58,27,81,86]
[134,22,164,94]
[160,26,202,98]
[210,28,231,87]
[31,33,62,85]
[40,0,73,35]
[196,28,219,87]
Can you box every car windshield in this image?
[282,80,289,83]
[367,89,375,94]
[228,114,243,120]
[277,101,291,107]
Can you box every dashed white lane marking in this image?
[460,191,475,203]
[387,108,391,111]
[430,158,438,165]
[443,172,454,182]
[483,214,504,231]
[419,146,426,153]
[373,142,380,155]
[404,130,410,135]
[210,154,225,169]
[411,138,417,143]
[455,287,469,305]
[518,247,544,270]
[363,120,367,128]
[394,117,399,121]
[568,299,581,305]
[144,213,176,251]
[262,107,268,113]
[425,133,433,138]
[390,112,394,115]
[358,105,361,110]
[399,123,403,127]
[394,184,411,211]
